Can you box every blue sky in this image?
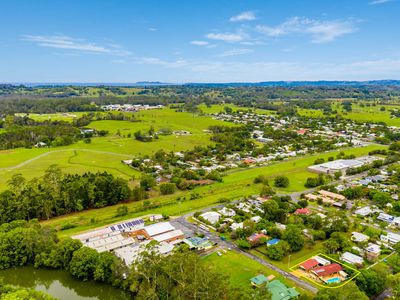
[1,0,399,83]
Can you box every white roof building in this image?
[144,222,175,237]
[354,206,373,217]
[377,213,394,223]
[152,229,184,243]
[251,216,262,223]
[114,241,174,266]
[230,222,244,231]
[199,211,221,225]
[314,256,331,266]
[365,243,381,255]
[218,207,236,217]
[381,232,400,245]
[393,217,400,227]
[351,232,370,243]
[341,252,364,265]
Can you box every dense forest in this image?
[0,166,130,224]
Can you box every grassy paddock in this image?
[203,251,313,295]
[298,101,400,126]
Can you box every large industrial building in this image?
[73,218,185,266]
[307,156,378,175]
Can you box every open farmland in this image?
[0,108,236,190]
[298,101,400,126]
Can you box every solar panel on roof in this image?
[110,226,115,231]
[117,225,122,229]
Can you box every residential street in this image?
[172,214,319,294]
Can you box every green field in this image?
[298,101,400,126]
[15,112,87,122]
[41,144,385,237]
[198,103,276,115]
[0,108,235,190]
[203,251,310,295]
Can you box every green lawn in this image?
[251,241,325,273]
[203,251,312,295]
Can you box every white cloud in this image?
[219,48,253,57]
[191,40,209,46]
[230,11,256,22]
[136,57,188,68]
[22,34,131,55]
[148,27,158,31]
[369,0,392,4]
[256,17,356,43]
[131,55,400,82]
[206,32,245,42]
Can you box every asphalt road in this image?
[173,214,319,294]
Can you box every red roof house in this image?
[299,259,319,271]
[297,129,307,135]
[311,263,343,278]
[294,208,311,215]
[247,233,268,244]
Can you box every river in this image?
[0,266,130,300]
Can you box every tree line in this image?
[0,220,271,300]
[0,166,130,224]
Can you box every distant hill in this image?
[183,80,400,87]
[3,80,400,88]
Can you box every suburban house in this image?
[365,243,381,261]
[299,259,319,271]
[218,207,236,217]
[351,232,369,243]
[199,211,221,225]
[318,190,346,201]
[377,213,395,223]
[311,263,345,283]
[294,208,311,215]
[183,237,213,250]
[230,222,244,231]
[267,280,299,300]
[340,252,364,266]
[381,232,400,245]
[354,206,373,217]
[250,274,269,288]
[247,233,268,245]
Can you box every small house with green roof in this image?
[250,274,269,287]
[183,237,213,250]
[267,280,299,300]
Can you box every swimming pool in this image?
[326,277,341,284]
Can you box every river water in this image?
[0,266,130,300]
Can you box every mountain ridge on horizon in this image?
[2,80,400,87]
